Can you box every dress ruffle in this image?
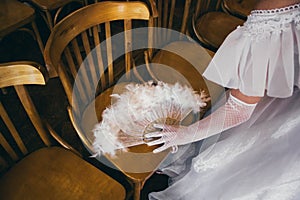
[203,3,300,98]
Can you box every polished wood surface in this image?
[154,0,192,33]
[0,62,125,199]
[0,0,48,76]
[45,2,158,199]
[24,0,84,29]
[0,0,35,38]
[0,61,47,88]
[79,85,169,199]
[222,0,257,19]
[28,0,82,10]
[193,11,244,50]
[45,1,153,115]
[0,0,44,57]
[150,41,223,106]
[0,147,126,200]
[150,0,193,45]
[192,0,245,52]
[77,41,224,199]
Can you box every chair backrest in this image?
[0,61,50,173]
[221,0,257,19]
[44,1,153,117]
[154,0,192,33]
[194,0,223,18]
[149,0,194,45]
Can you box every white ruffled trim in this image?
[243,3,300,41]
[203,4,300,98]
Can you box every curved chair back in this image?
[45,2,158,199]
[45,1,153,116]
[0,61,126,199]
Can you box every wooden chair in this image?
[0,0,44,51]
[44,2,169,199]
[146,0,223,103]
[221,0,257,20]
[191,0,244,52]
[22,0,85,30]
[152,0,193,38]
[0,61,126,199]
[0,0,45,71]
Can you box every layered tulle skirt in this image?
[149,87,300,200]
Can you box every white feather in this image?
[93,81,207,156]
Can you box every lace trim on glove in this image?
[241,3,300,40]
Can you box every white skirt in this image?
[149,3,300,200]
[203,3,300,98]
[149,88,300,200]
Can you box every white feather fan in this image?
[93,81,207,156]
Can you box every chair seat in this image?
[193,12,244,51]
[0,146,125,200]
[79,83,169,182]
[79,40,224,180]
[0,0,35,38]
[222,0,257,19]
[151,41,223,106]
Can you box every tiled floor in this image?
[0,6,169,200]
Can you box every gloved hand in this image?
[144,123,197,153]
[145,92,258,153]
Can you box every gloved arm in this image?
[145,89,260,153]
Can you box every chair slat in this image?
[0,102,28,155]
[168,0,176,29]
[64,47,89,104]
[154,0,163,48]
[162,0,169,28]
[71,38,93,101]
[124,19,132,79]
[64,47,78,79]
[148,18,154,58]
[81,31,98,89]
[180,0,192,34]
[157,0,163,27]
[57,61,82,116]
[105,22,113,86]
[194,0,202,17]
[216,0,222,10]
[165,0,176,40]
[0,132,19,161]
[14,85,51,147]
[92,25,106,90]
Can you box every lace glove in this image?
[145,92,257,153]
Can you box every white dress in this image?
[149,3,300,200]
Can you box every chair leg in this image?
[45,11,54,30]
[31,21,57,78]
[133,180,142,200]
[31,22,44,53]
